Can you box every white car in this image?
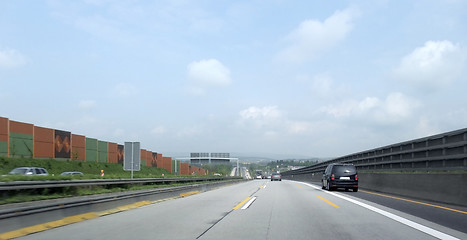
[9,167,49,176]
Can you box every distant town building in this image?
[190,153,231,165]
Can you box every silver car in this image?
[60,171,83,176]
[9,167,49,176]
[271,173,282,181]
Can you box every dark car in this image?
[322,163,358,192]
[271,172,281,181]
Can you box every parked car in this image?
[271,172,282,181]
[8,167,49,176]
[322,163,358,192]
[60,171,84,176]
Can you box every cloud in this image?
[239,106,282,121]
[0,48,27,68]
[394,40,465,89]
[187,59,231,96]
[238,106,284,132]
[321,92,419,125]
[277,7,360,63]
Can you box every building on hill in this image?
[189,152,231,166]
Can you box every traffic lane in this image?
[200,180,462,240]
[300,181,467,239]
[323,183,467,234]
[305,179,467,234]
[16,180,265,240]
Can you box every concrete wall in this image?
[283,172,467,207]
[359,173,467,207]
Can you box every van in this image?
[321,163,358,192]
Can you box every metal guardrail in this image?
[0,177,240,191]
[282,128,467,176]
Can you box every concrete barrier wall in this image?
[359,173,467,207]
[284,172,467,207]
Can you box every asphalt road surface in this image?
[16,180,467,240]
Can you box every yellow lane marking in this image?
[296,184,302,188]
[317,195,340,208]
[360,190,467,215]
[233,197,252,210]
[0,201,154,240]
[0,212,99,240]
[180,191,200,197]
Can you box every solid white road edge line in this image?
[241,197,257,210]
[297,181,459,240]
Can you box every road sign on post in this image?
[124,142,141,179]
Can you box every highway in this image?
[15,180,467,240]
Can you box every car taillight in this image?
[355,174,358,181]
[331,174,335,180]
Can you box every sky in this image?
[1,0,466,159]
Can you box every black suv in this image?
[322,163,358,192]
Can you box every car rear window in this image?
[333,165,356,174]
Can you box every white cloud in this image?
[239,106,282,120]
[394,40,465,89]
[238,106,283,130]
[78,100,96,110]
[277,7,360,63]
[321,92,419,125]
[187,59,231,96]
[0,48,27,68]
